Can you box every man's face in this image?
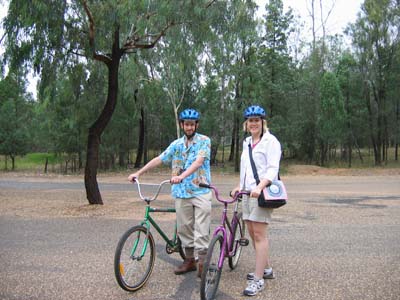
[181,120,198,138]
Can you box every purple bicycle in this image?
[199,183,250,300]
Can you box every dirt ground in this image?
[0,164,399,220]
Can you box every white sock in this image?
[264,267,273,274]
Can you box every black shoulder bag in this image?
[248,143,287,208]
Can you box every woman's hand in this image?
[250,186,262,198]
[230,186,240,198]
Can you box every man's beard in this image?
[185,130,196,140]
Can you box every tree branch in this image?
[122,21,175,51]
[82,0,112,64]
[205,0,218,8]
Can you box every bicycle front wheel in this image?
[114,225,155,292]
[228,212,245,269]
[200,235,224,300]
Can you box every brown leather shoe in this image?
[197,261,203,278]
[174,258,196,275]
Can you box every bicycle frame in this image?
[199,183,249,268]
[212,199,243,269]
[139,204,180,253]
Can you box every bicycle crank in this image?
[166,241,179,254]
[239,237,250,246]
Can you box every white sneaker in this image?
[247,269,274,280]
[243,278,264,296]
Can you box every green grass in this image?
[1,153,63,170]
[1,148,398,173]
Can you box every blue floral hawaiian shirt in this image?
[160,133,211,199]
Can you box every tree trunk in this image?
[134,110,145,168]
[84,32,122,205]
[44,157,48,173]
[229,118,236,162]
[134,96,145,168]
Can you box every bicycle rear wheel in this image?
[200,235,224,300]
[114,225,155,292]
[228,212,245,269]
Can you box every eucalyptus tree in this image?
[258,0,294,116]
[257,0,295,161]
[203,0,260,170]
[0,72,32,170]
[149,25,203,140]
[2,0,219,204]
[347,0,400,165]
[318,71,345,165]
[200,0,259,167]
[336,51,365,167]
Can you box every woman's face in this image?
[246,117,262,135]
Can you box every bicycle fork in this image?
[130,224,151,261]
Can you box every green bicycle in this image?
[114,179,185,292]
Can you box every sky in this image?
[256,0,364,36]
[1,0,364,98]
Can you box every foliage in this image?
[0,0,399,175]
[0,72,32,170]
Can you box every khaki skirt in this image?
[242,195,273,224]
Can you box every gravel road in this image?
[0,174,399,300]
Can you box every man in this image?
[128,108,212,277]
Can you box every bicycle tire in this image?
[228,212,245,269]
[200,234,224,300]
[114,225,155,292]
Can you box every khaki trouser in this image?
[175,191,212,250]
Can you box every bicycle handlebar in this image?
[199,183,250,204]
[131,178,171,202]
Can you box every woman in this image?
[232,105,282,297]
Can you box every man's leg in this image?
[192,192,212,277]
[174,198,196,274]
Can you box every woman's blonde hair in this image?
[243,118,268,133]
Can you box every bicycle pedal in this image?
[239,238,249,246]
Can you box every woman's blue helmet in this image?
[179,108,200,121]
[243,105,266,119]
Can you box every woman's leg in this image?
[250,221,270,279]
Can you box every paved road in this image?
[1,175,400,300]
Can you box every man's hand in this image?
[170,175,184,184]
[128,173,139,182]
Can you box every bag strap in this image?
[248,143,261,185]
[248,142,281,183]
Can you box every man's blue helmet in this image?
[243,105,266,119]
[179,108,200,121]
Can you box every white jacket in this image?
[240,131,282,190]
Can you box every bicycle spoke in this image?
[200,235,223,300]
[229,212,245,269]
[114,226,155,292]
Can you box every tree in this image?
[3,0,218,204]
[0,73,31,170]
[348,0,400,165]
[318,71,345,165]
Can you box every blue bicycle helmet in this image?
[243,105,266,119]
[179,108,200,121]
